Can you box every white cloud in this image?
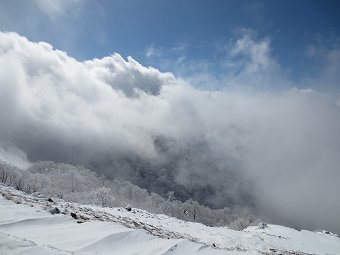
[145,45,163,58]
[86,54,176,96]
[32,0,81,20]
[1,31,340,234]
[231,34,274,73]
[171,41,189,53]
[145,42,189,59]
[146,30,285,90]
[0,145,31,169]
[221,29,281,85]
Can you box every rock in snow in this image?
[0,184,339,255]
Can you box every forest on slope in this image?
[0,160,258,230]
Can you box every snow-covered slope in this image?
[0,184,339,255]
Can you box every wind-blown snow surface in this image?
[0,184,339,255]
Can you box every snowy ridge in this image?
[0,183,339,255]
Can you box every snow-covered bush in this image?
[0,159,257,229]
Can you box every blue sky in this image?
[0,0,339,85]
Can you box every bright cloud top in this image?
[0,32,340,234]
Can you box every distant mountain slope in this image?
[1,184,339,255]
[0,160,250,229]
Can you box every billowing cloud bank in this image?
[0,32,340,233]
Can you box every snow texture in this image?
[0,184,339,255]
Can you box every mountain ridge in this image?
[1,183,339,255]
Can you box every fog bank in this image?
[0,32,339,233]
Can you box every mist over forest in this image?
[0,31,340,234]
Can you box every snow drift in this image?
[0,184,340,255]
